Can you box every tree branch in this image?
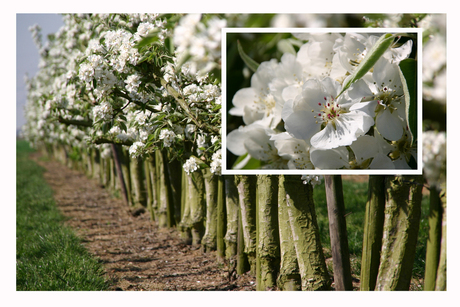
[58,116,93,127]
[93,136,133,146]
[160,78,220,135]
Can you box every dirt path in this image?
[32,153,255,291]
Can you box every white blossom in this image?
[159,129,176,147]
[183,157,199,175]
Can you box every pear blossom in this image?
[210,149,222,175]
[227,124,289,169]
[271,132,314,170]
[229,59,280,129]
[129,141,145,158]
[422,130,446,187]
[282,77,373,150]
[301,175,322,187]
[309,135,395,170]
[348,57,407,141]
[183,157,199,175]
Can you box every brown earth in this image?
[31,153,256,291]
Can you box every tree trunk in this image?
[424,185,443,290]
[225,175,239,264]
[165,153,182,226]
[144,157,155,222]
[360,175,386,291]
[435,182,446,291]
[277,175,301,291]
[283,175,331,290]
[130,155,147,209]
[324,175,353,291]
[189,170,206,246]
[235,175,257,276]
[179,169,192,245]
[237,207,250,276]
[120,146,133,206]
[201,169,218,253]
[216,176,226,262]
[155,150,171,227]
[256,175,280,291]
[375,175,424,291]
[111,144,129,207]
[202,169,218,253]
[146,155,157,222]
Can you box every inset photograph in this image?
[222,29,422,175]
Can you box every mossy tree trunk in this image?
[283,175,331,290]
[225,175,239,270]
[424,184,444,290]
[146,154,157,222]
[435,182,446,291]
[111,144,129,207]
[144,158,155,221]
[158,151,177,227]
[235,175,257,276]
[189,170,206,246]
[360,175,386,291]
[119,146,133,206]
[202,169,218,253]
[216,176,226,262]
[179,168,192,245]
[256,175,280,291]
[155,150,169,227]
[237,207,250,276]
[277,175,301,291]
[109,156,118,194]
[375,175,424,291]
[130,156,147,210]
[165,153,182,226]
[324,175,353,291]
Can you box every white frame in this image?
[221,27,423,175]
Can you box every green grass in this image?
[16,140,110,291]
[312,176,429,285]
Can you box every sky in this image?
[16,14,64,132]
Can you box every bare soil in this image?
[31,153,256,291]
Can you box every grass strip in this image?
[16,140,109,291]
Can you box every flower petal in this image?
[229,87,256,116]
[226,126,249,156]
[282,99,319,142]
[376,108,404,141]
[310,111,373,149]
[310,146,349,169]
[369,152,396,169]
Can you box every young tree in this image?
[375,175,424,290]
[360,175,386,291]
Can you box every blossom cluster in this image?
[22,13,229,176]
[422,130,446,188]
[227,32,417,171]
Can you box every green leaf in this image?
[277,39,296,55]
[231,152,261,170]
[119,121,127,133]
[198,163,209,169]
[398,58,417,146]
[337,33,396,98]
[232,152,248,169]
[135,30,160,49]
[237,40,259,73]
[242,157,262,170]
[175,51,192,71]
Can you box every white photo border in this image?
[221,27,423,175]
